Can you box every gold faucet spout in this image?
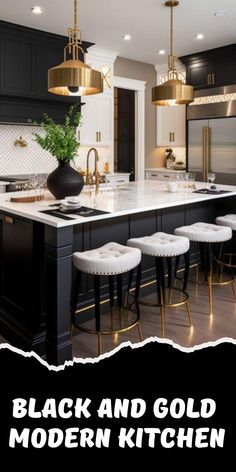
[86,147,100,193]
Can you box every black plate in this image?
[40,206,110,220]
[193,189,232,195]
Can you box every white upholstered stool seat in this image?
[175,222,232,243]
[127,231,193,338]
[127,232,190,257]
[73,242,141,276]
[216,214,236,231]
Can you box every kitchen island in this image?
[0,180,236,365]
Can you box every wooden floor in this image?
[1,276,236,359]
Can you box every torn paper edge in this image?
[0,336,236,372]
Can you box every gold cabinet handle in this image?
[5,216,14,224]
[207,74,212,86]
[169,132,175,142]
[96,132,102,142]
[77,130,80,141]
[173,132,175,142]
[169,132,172,142]
[211,73,215,85]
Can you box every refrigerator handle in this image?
[202,127,207,182]
[207,127,211,178]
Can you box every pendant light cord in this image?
[74,0,78,31]
[170,4,173,57]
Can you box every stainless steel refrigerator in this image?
[187,86,236,185]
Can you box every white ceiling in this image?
[0,0,236,65]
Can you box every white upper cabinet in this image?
[157,104,186,147]
[78,47,117,148]
[79,94,112,147]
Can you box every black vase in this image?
[47,160,84,200]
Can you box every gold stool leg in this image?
[124,291,129,308]
[110,307,114,330]
[160,306,165,338]
[186,301,193,327]
[119,307,122,329]
[195,264,199,296]
[231,280,236,300]
[208,272,213,316]
[70,322,75,337]
[137,322,143,342]
[98,333,102,356]
[219,264,224,283]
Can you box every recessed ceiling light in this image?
[159,49,166,55]
[31,6,44,15]
[122,34,131,41]
[214,11,229,17]
[195,33,204,40]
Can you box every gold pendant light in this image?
[152,1,193,106]
[48,0,103,96]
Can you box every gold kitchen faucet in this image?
[86,148,100,194]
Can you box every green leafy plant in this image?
[30,105,82,163]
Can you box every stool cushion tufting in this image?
[127,232,189,257]
[175,222,232,243]
[73,242,141,275]
[216,214,236,231]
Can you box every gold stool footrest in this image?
[129,287,189,309]
[72,305,143,356]
[128,287,193,339]
[215,253,236,270]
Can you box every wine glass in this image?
[37,174,47,199]
[207,173,216,189]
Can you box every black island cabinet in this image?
[1,193,236,365]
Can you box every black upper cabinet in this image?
[0,20,93,123]
[180,43,236,90]
[186,62,213,90]
[0,31,36,97]
[214,55,236,87]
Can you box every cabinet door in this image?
[157,105,186,147]
[214,57,236,87]
[186,62,213,89]
[0,32,36,97]
[80,95,111,147]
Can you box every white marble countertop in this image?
[145,168,186,173]
[0,180,236,228]
[0,181,10,185]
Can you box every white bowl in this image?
[60,202,82,210]
[64,196,81,204]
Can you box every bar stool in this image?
[216,214,236,282]
[71,242,142,355]
[175,222,232,316]
[127,232,192,338]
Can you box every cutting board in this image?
[10,195,44,203]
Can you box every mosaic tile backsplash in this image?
[0,124,57,176]
[0,124,112,176]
